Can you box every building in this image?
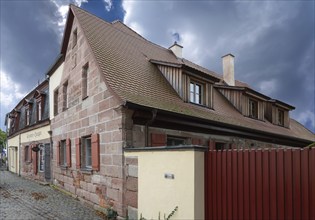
[6,79,51,181]
[45,5,314,218]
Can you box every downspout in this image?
[19,133,21,176]
[145,109,157,147]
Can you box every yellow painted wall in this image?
[49,62,64,119]
[20,125,50,143]
[125,150,205,219]
[8,135,20,174]
[7,125,51,175]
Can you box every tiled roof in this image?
[70,5,314,143]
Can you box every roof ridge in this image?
[70,5,174,57]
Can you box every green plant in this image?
[106,207,118,220]
[139,206,178,220]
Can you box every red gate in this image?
[205,147,315,220]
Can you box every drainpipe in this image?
[145,109,157,147]
[19,133,21,176]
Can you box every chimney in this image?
[169,41,183,58]
[222,53,235,86]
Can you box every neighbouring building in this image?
[46,5,314,218]
[6,79,51,181]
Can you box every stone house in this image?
[40,4,315,218]
[6,79,51,182]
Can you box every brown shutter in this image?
[32,145,38,175]
[91,133,100,171]
[151,133,166,147]
[208,140,215,150]
[56,141,60,166]
[75,138,81,169]
[192,138,202,145]
[66,138,71,167]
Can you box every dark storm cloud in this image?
[1,1,60,86]
[123,1,314,132]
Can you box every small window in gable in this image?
[72,28,77,48]
[63,81,68,111]
[82,63,89,99]
[249,99,258,119]
[190,81,203,104]
[278,109,284,126]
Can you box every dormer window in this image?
[278,109,284,126]
[190,81,202,104]
[72,28,77,48]
[249,99,258,119]
[34,90,46,122]
[25,108,30,126]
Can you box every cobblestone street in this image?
[0,168,106,220]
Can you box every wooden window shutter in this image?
[56,141,60,166]
[151,133,166,147]
[75,138,81,169]
[208,140,215,150]
[91,133,100,171]
[66,138,71,167]
[192,138,202,145]
[32,145,38,175]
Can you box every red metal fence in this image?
[205,148,315,220]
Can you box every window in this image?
[54,89,59,116]
[167,136,186,146]
[215,142,230,150]
[37,101,42,121]
[190,82,202,104]
[59,140,67,166]
[278,109,284,126]
[25,108,30,126]
[249,99,258,119]
[63,82,68,110]
[82,63,89,99]
[81,136,92,169]
[72,29,77,48]
[25,145,30,162]
[38,145,44,172]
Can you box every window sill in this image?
[60,165,68,170]
[80,168,93,175]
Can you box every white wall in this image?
[49,62,64,119]
[125,149,205,219]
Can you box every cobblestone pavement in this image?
[0,170,106,220]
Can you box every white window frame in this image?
[38,144,45,172]
[81,136,92,169]
[190,81,203,104]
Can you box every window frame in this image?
[24,145,30,162]
[63,81,68,111]
[59,140,67,166]
[82,63,89,99]
[72,28,77,48]
[81,136,92,169]
[190,81,203,105]
[278,109,284,126]
[167,135,187,146]
[249,98,258,119]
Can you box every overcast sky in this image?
[0,0,314,133]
